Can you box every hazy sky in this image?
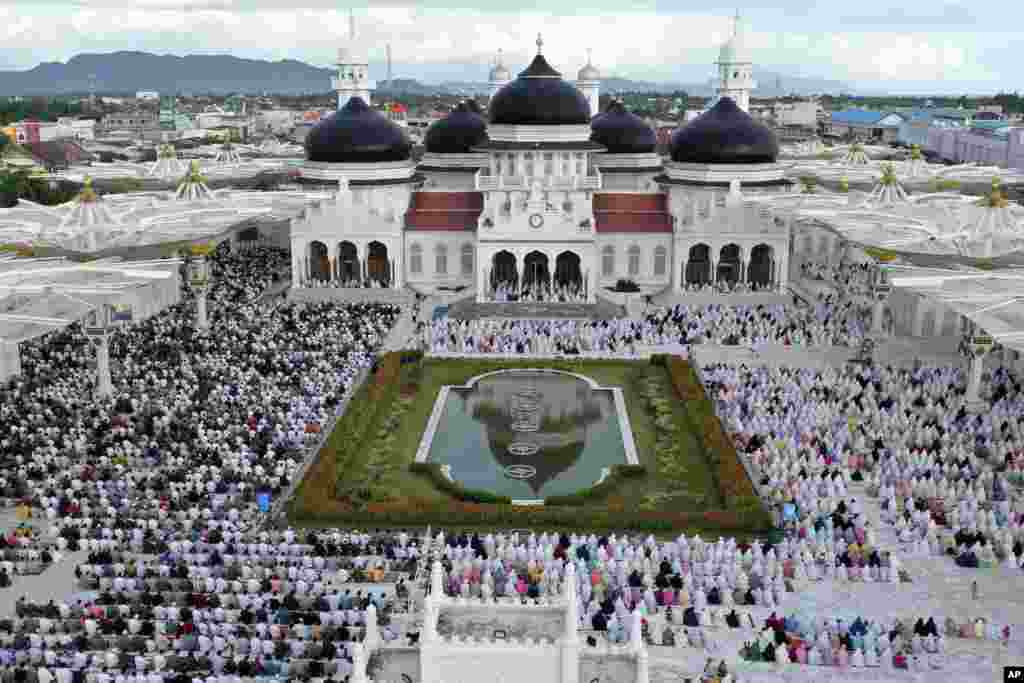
[0,0,1015,94]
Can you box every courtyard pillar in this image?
[963,326,993,412]
[912,298,928,337]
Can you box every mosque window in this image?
[410,244,422,274]
[461,244,474,275]
[524,152,534,176]
[435,244,448,274]
[628,245,641,276]
[654,246,667,276]
[602,246,615,276]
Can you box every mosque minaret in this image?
[333,9,375,109]
[488,49,512,101]
[574,49,601,119]
[713,11,756,113]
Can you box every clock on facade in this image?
[529,213,544,229]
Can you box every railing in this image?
[475,173,603,192]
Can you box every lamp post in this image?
[82,304,122,399]
[870,266,891,337]
[188,245,213,331]
[961,322,994,413]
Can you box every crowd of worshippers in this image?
[702,362,1024,572]
[799,260,875,300]
[0,530,422,682]
[423,301,866,355]
[186,246,291,310]
[428,529,913,644]
[487,280,587,304]
[294,277,392,290]
[677,280,776,294]
[0,251,399,548]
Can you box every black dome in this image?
[424,101,489,154]
[305,97,411,163]
[670,97,778,164]
[488,54,591,126]
[590,101,657,154]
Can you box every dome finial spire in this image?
[349,8,356,40]
[586,47,593,66]
[732,9,741,37]
[497,48,504,66]
[536,33,544,55]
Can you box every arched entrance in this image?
[309,241,330,283]
[338,241,358,282]
[686,244,711,285]
[367,241,390,286]
[717,244,741,284]
[491,251,517,289]
[747,243,774,288]
[523,251,550,292]
[554,251,582,290]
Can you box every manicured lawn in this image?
[290,357,720,520]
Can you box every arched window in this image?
[601,246,615,277]
[654,246,667,277]
[409,243,422,275]
[435,244,448,275]
[461,244,474,276]
[628,245,641,276]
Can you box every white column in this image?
[561,564,579,683]
[94,336,113,399]
[0,341,22,382]
[872,299,887,335]
[363,604,379,652]
[196,286,209,330]
[934,305,946,337]
[912,298,928,337]
[477,250,488,303]
[588,261,598,304]
[350,642,367,683]
[966,352,986,410]
[635,648,650,683]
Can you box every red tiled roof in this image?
[593,192,673,233]
[405,191,482,232]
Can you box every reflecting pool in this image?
[425,370,629,500]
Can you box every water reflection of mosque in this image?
[457,374,607,494]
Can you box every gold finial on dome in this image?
[978,176,1008,209]
[536,33,543,55]
[78,175,98,203]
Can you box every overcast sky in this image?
[0,0,1015,94]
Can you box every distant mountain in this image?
[0,52,853,97]
[0,52,337,96]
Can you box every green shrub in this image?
[543,464,648,506]
[409,462,512,504]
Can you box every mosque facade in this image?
[289,18,787,303]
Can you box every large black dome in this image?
[590,101,657,154]
[670,97,778,164]
[305,97,412,163]
[424,101,489,154]
[488,54,591,126]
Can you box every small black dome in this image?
[488,54,591,126]
[590,101,657,154]
[670,97,778,164]
[424,101,489,154]
[305,97,411,163]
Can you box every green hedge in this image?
[299,502,773,535]
[543,464,646,506]
[409,462,512,505]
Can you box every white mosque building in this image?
[290,20,787,302]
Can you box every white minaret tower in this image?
[576,48,601,119]
[488,48,512,101]
[333,9,375,109]
[714,11,756,112]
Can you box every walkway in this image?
[446,299,626,321]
